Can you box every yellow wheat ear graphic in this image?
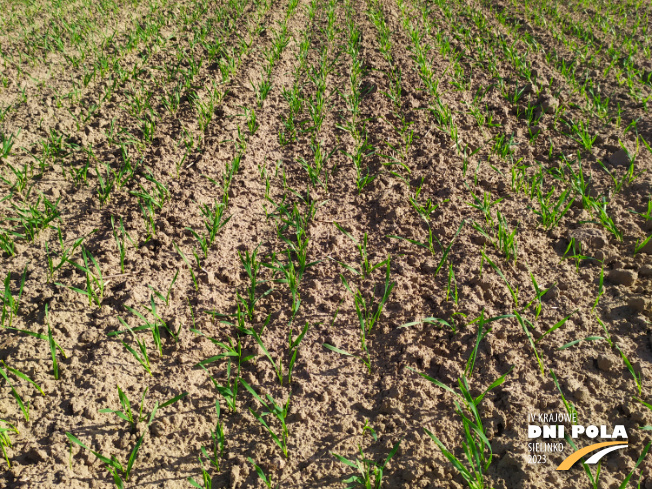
[557,442,629,470]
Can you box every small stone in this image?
[542,285,559,301]
[608,149,632,167]
[81,450,97,467]
[230,465,242,488]
[640,266,652,277]
[521,83,537,94]
[628,297,649,313]
[597,354,616,371]
[573,386,590,402]
[82,406,97,420]
[402,467,420,481]
[472,234,492,246]
[25,447,48,464]
[638,238,652,254]
[594,250,609,262]
[569,228,607,249]
[540,95,559,114]
[271,457,286,471]
[150,421,166,437]
[608,269,637,286]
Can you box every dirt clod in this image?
[608,269,638,286]
[608,148,633,167]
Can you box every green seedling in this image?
[131,174,169,213]
[237,244,271,321]
[615,345,642,396]
[629,195,652,221]
[617,441,651,489]
[201,399,225,472]
[45,303,63,379]
[471,213,517,263]
[523,269,553,319]
[566,120,597,150]
[480,251,518,306]
[0,360,44,422]
[57,246,105,308]
[561,238,592,273]
[100,386,187,430]
[248,457,274,488]
[389,220,464,276]
[174,242,199,291]
[634,234,651,255]
[0,420,18,467]
[110,295,181,356]
[263,252,302,323]
[115,146,143,188]
[592,262,605,311]
[147,270,178,307]
[586,196,623,241]
[201,200,231,245]
[1,264,27,328]
[5,161,33,194]
[549,369,578,425]
[193,327,255,413]
[564,433,604,488]
[46,227,95,282]
[491,132,517,159]
[66,430,145,488]
[514,311,544,376]
[188,456,213,489]
[0,131,17,159]
[347,136,377,193]
[297,139,335,189]
[400,316,459,334]
[0,230,16,257]
[332,437,402,489]
[466,187,503,226]
[340,258,395,353]
[598,157,644,194]
[6,304,66,381]
[241,379,290,458]
[287,321,310,384]
[465,311,514,377]
[252,79,273,107]
[536,310,578,345]
[334,223,387,277]
[446,261,458,304]
[111,217,130,273]
[100,385,149,429]
[323,343,371,373]
[242,106,258,135]
[118,324,152,376]
[95,164,115,207]
[532,186,574,230]
[409,178,448,222]
[409,368,513,489]
[8,194,60,241]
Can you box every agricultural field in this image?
[1,0,652,487]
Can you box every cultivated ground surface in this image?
[1,0,652,487]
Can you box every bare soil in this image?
[1,0,651,488]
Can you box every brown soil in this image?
[1,0,651,488]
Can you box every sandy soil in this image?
[1,0,651,487]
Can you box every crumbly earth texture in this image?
[1,0,652,487]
